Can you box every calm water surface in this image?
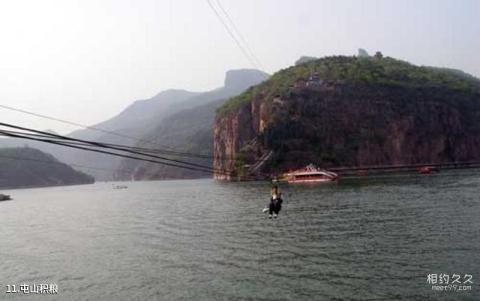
[1,170,479,300]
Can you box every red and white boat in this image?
[418,166,439,174]
[285,164,338,183]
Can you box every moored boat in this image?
[0,194,12,201]
[113,184,128,189]
[285,164,338,183]
[418,166,439,174]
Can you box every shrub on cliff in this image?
[217,55,480,117]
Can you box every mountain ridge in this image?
[115,69,269,180]
[213,55,480,180]
[0,69,269,180]
[0,147,94,189]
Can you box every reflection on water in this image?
[1,170,479,300]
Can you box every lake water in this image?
[1,170,479,300]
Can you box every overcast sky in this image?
[0,0,479,134]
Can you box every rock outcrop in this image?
[213,56,480,180]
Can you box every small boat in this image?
[0,194,12,201]
[418,166,439,174]
[285,164,338,183]
[113,184,128,190]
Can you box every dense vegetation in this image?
[0,147,94,189]
[217,55,480,116]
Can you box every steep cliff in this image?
[213,56,480,180]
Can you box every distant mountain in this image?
[0,89,201,180]
[0,147,94,189]
[116,69,269,180]
[68,89,200,141]
[116,99,221,180]
[51,89,201,180]
[0,69,268,181]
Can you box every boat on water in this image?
[0,194,12,201]
[113,185,128,190]
[418,166,439,174]
[284,164,338,183]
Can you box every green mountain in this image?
[217,55,480,117]
[0,147,94,189]
[213,55,480,179]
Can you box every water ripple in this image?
[0,171,479,300]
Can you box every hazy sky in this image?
[0,0,479,134]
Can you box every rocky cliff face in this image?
[213,56,480,180]
[214,103,256,180]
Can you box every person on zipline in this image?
[268,185,283,218]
